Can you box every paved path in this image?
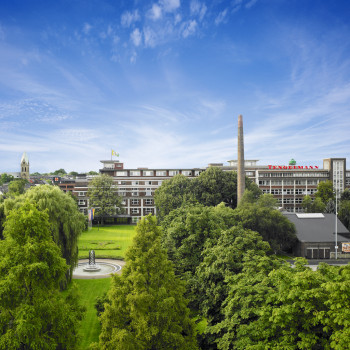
[73,259,126,279]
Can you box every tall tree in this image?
[87,174,124,225]
[3,185,85,287]
[7,179,27,196]
[98,215,198,350]
[0,173,14,185]
[315,180,334,204]
[154,168,261,222]
[0,201,84,350]
[154,174,196,221]
[233,194,297,252]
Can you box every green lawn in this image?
[74,278,111,350]
[78,225,137,259]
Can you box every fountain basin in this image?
[73,259,123,279]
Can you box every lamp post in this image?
[335,188,338,260]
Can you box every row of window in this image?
[262,188,317,195]
[116,170,201,177]
[259,180,319,186]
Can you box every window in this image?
[194,171,201,176]
[78,200,85,205]
[145,199,153,205]
[131,208,139,214]
[146,188,152,196]
[283,189,294,195]
[145,208,153,214]
[117,181,126,185]
[132,181,139,185]
[131,199,139,205]
[143,170,154,176]
[295,189,305,195]
[245,171,254,176]
[130,171,141,176]
[132,188,138,196]
[271,189,282,195]
[169,170,179,176]
[78,192,85,196]
[182,170,192,176]
[146,181,152,185]
[116,171,128,176]
[156,171,167,176]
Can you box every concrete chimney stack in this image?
[237,114,245,204]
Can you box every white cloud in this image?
[160,0,180,12]
[174,13,182,25]
[143,27,157,48]
[245,0,258,9]
[190,1,207,21]
[82,23,92,35]
[182,20,197,38]
[121,10,141,27]
[149,4,163,20]
[130,28,142,46]
[215,9,228,25]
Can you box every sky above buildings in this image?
[1,0,350,173]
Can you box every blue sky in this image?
[1,0,350,173]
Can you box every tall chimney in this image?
[237,114,245,204]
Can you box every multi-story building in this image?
[57,157,350,221]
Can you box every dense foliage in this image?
[2,185,85,287]
[154,167,261,221]
[97,215,198,350]
[0,202,84,349]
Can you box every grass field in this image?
[74,278,111,350]
[78,225,137,259]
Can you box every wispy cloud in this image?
[130,28,142,46]
[182,20,197,38]
[121,10,141,27]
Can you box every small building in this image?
[283,213,350,259]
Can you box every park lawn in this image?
[78,225,137,259]
[74,278,112,350]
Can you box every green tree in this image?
[154,174,195,221]
[52,168,67,175]
[87,174,124,225]
[154,168,261,222]
[233,194,297,252]
[98,215,198,350]
[3,185,85,287]
[196,226,270,326]
[7,179,27,196]
[315,180,334,204]
[161,203,236,277]
[341,188,350,201]
[215,259,350,350]
[69,171,79,177]
[0,201,84,350]
[302,194,313,212]
[0,173,14,185]
[88,170,99,175]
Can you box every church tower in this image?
[20,152,30,180]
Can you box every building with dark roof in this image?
[283,213,350,259]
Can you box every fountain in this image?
[83,250,101,271]
[73,250,122,279]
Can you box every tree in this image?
[233,194,297,252]
[154,174,195,221]
[88,170,99,175]
[161,203,236,277]
[3,185,85,287]
[196,226,271,326]
[0,201,84,349]
[52,168,67,175]
[302,194,313,213]
[341,188,350,201]
[315,180,334,204]
[215,259,350,350]
[7,179,27,196]
[98,215,198,350]
[0,173,14,185]
[87,174,124,225]
[69,171,79,177]
[154,168,261,222]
